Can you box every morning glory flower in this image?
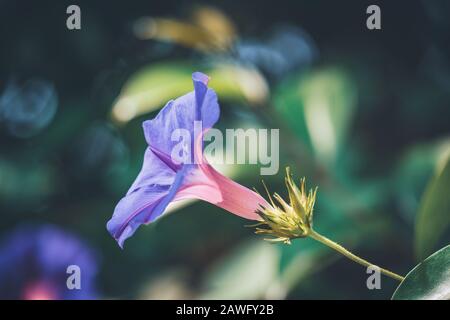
[107,72,269,247]
[0,225,98,300]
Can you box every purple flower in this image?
[0,225,98,300]
[107,72,269,247]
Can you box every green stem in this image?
[308,230,405,282]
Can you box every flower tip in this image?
[285,166,291,176]
[192,71,210,85]
[107,219,131,249]
[116,233,127,250]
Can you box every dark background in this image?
[0,0,449,299]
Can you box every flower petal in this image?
[201,163,267,220]
[127,147,177,195]
[107,148,185,247]
[176,132,268,220]
[107,184,170,248]
[142,73,219,163]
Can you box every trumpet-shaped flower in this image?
[107,72,269,247]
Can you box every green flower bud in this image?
[254,167,318,244]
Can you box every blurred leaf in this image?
[273,76,311,149]
[208,64,268,105]
[415,148,450,260]
[138,269,193,300]
[394,139,450,223]
[274,67,357,166]
[200,240,279,299]
[111,62,268,123]
[300,68,357,163]
[0,159,56,205]
[192,6,236,47]
[111,63,193,123]
[279,237,336,296]
[134,6,236,52]
[392,245,450,300]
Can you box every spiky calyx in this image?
[254,167,318,244]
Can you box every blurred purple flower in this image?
[0,225,98,300]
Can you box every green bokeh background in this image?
[1,0,449,299]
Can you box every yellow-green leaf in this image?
[111,62,268,123]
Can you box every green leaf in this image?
[273,67,357,166]
[111,63,194,123]
[393,139,450,223]
[392,245,450,300]
[415,149,450,260]
[111,62,268,123]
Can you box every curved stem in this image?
[308,230,405,282]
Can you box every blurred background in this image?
[0,0,449,299]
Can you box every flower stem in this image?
[308,230,405,282]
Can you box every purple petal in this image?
[142,75,219,160]
[127,147,176,195]
[108,167,188,248]
[107,72,220,247]
[107,184,170,248]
